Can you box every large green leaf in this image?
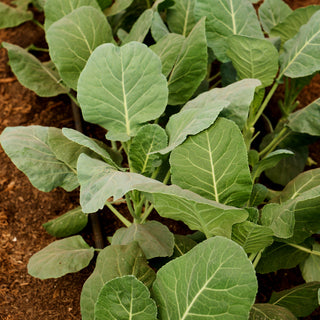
[300,243,320,283]
[46,6,113,90]
[279,10,320,78]
[194,0,263,62]
[258,0,292,34]
[170,118,252,206]
[95,276,157,320]
[152,236,257,319]
[0,2,32,28]
[112,221,174,259]
[0,126,78,192]
[227,36,279,87]
[28,236,94,279]
[44,0,101,31]
[77,42,168,141]
[249,304,297,320]
[269,282,320,317]
[287,98,320,136]
[80,242,156,320]
[167,18,208,105]
[2,43,68,97]
[166,0,196,36]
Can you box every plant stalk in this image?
[288,243,320,257]
[105,201,131,227]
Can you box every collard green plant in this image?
[1,0,320,318]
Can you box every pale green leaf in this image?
[170,118,252,206]
[80,242,156,320]
[300,243,320,283]
[249,304,297,320]
[167,17,208,105]
[77,42,168,141]
[258,0,292,34]
[0,126,78,192]
[43,206,88,238]
[279,10,320,78]
[269,282,320,317]
[194,0,264,62]
[167,0,196,36]
[95,276,157,320]
[227,35,279,87]
[249,184,268,207]
[2,42,68,97]
[46,6,113,90]
[112,221,174,259]
[27,236,94,279]
[151,11,169,41]
[152,236,257,320]
[104,0,133,16]
[0,2,32,28]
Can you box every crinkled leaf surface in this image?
[300,243,320,283]
[0,2,32,28]
[279,10,320,78]
[152,236,257,320]
[28,236,94,279]
[0,126,78,192]
[2,42,68,97]
[227,35,279,87]
[43,206,88,238]
[46,6,113,90]
[112,221,174,259]
[170,118,252,206]
[249,304,297,320]
[194,0,263,62]
[258,0,292,34]
[77,42,168,141]
[95,276,157,320]
[81,242,156,320]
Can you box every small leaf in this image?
[249,184,268,207]
[104,0,133,16]
[43,206,88,238]
[152,236,258,320]
[0,2,32,28]
[249,304,297,320]
[28,236,94,279]
[112,221,174,259]
[300,243,320,282]
[151,11,169,41]
[2,42,68,97]
[95,276,157,320]
[172,234,197,257]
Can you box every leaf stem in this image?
[32,19,44,30]
[105,201,131,227]
[125,193,137,219]
[208,72,221,83]
[288,243,320,257]
[252,249,264,268]
[67,92,79,107]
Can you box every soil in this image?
[0,1,320,319]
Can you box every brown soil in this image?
[0,1,320,319]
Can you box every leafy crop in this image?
[1,0,320,319]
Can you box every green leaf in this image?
[269,282,320,317]
[129,124,167,176]
[44,0,101,31]
[80,242,155,320]
[170,118,252,206]
[2,43,68,97]
[279,10,320,78]
[249,304,297,320]
[227,36,279,87]
[151,11,169,41]
[172,234,197,258]
[152,236,258,319]
[46,6,113,90]
[249,184,268,207]
[300,243,320,282]
[166,0,196,36]
[232,221,274,254]
[77,42,168,141]
[194,0,263,62]
[0,126,78,192]
[43,206,88,238]
[270,5,320,46]
[0,2,32,28]
[95,276,157,320]
[258,0,292,34]
[28,236,94,279]
[167,17,208,105]
[287,98,320,136]
[112,221,174,259]
[104,0,133,16]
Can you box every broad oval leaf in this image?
[27,236,94,279]
[80,242,156,320]
[194,0,263,62]
[2,42,68,97]
[46,6,113,90]
[170,118,252,206]
[95,276,157,320]
[249,304,297,320]
[151,11,169,42]
[0,2,32,28]
[300,243,320,283]
[0,126,78,192]
[152,236,258,320]
[77,42,168,141]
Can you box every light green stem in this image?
[67,92,79,107]
[252,249,263,268]
[288,243,320,257]
[32,19,44,30]
[105,201,131,227]
[125,194,137,219]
